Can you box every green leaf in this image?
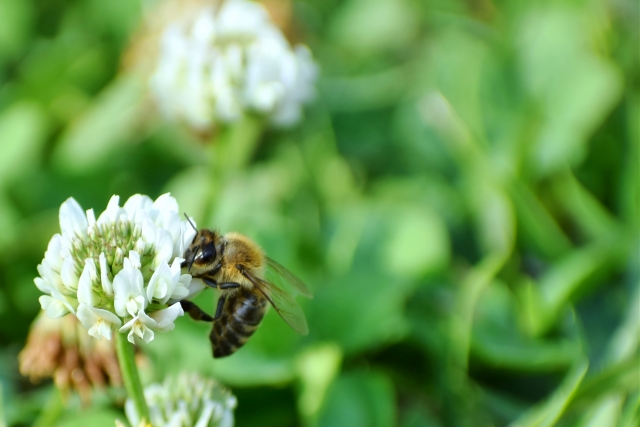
[450,252,509,371]
[317,370,396,427]
[518,7,623,176]
[56,408,123,427]
[0,101,48,186]
[163,166,212,220]
[604,285,640,364]
[310,270,409,354]
[472,280,581,371]
[577,394,623,427]
[296,343,343,426]
[531,239,626,335]
[381,205,450,279]
[52,75,145,173]
[328,0,420,55]
[619,392,640,427]
[0,0,32,63]
[147,315,298,387]
[0,193,20,251]
[508,359,589,427]
[551,172,622,240]
[0,382,6,427]
[508,180,573,259]
[466,180,515,255]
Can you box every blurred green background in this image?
[0,0,638,426]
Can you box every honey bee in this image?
[179,215,312,358]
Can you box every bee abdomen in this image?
[210,290,268,358]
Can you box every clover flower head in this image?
[150,0,318,131]
[34,193,199,344]
[19,311,122,404]
[124,372,237,427]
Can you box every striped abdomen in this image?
[210,288,268,358]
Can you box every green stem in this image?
[32,388,64,427]
[115,332,149,423]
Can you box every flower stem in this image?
[115,332,149,422]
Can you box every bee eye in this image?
[199,242,217,263]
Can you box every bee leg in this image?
[180,300,213,322]
[203,278,218,288]
[213,295,227,321]
[218,282,241,290]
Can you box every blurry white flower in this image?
[124,372,237,427]
[150,0,318,131]
[34,193,197,344]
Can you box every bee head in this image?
[182,214,221,272]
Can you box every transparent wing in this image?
[265,257,313,298]
[241,270,310,335]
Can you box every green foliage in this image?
[1,0,638,426]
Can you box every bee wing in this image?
[265,257,313,298]
[241,270,309,335]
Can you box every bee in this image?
[179,215,312,358]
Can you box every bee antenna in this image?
[183,212,198,232]
[188,248,197,272]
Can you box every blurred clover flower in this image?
[149,0,318,131]
[35,193,203,344]
[19,311,122,404]
[122,372,237,427]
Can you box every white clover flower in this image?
[124,372,237,427]
[34,194,200,344]
[150,0,318,131]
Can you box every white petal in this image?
[113,266,147,317]
[97,195,122,226]
[59,198,88,239]
[218,406,235,427]
[99,252,113,296]
[77,303,122,340]
[194,401,215,427]
[183,277,207,300]
[135,237,146,254]
[170,257,184,274]
[124,399,140,427]
[153,228,174,268]
[75,305,99,333]
[169,285,189,301]
[147,261,172,302]
[125,250,141,269]
[44,234,63,271]
[37,261,63,292]
[77,259,99,306]
[149,302,184,332]
[156,211,183,257]
[124,194,153,225]
[40,295,70,318]
[152,193,179,214]
[170,268,191,301]
[86,208,96,228]
[180,222,197,257]
[114,247,125,267]
[59,257,78,291]
[120,311,157,344]
[126,295,146,317]
[141,218,156,245]
[138,309,158,327]
[34,277,53,294]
